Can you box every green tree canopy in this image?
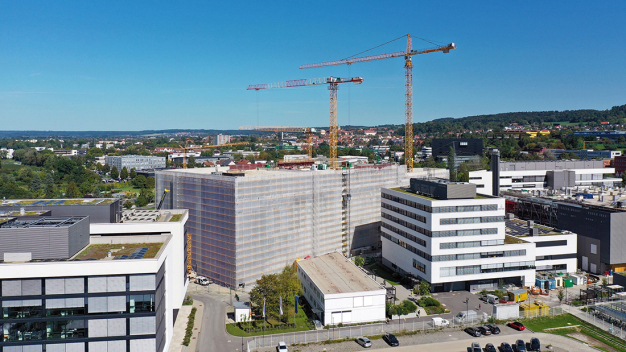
[130,168,137,179]
[110,166,119,179]
[120,167,129,179]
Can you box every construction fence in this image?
[247,306,565,351]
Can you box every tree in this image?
[557,288,565,303]
[187,156,196,168]
[130,168,137,179]
[102,163,111,174]
[66,181,81,198]
[418,280,431,296]
[622,172,626,187]
[135,193,148,208]
[120,167,129,180]
[30,174,42,192]
[133,175,148,189]
[447,147,456,181]
[354,256,365,267]
[110,166,119,179]
[123,201,134,209]
[249,265,301,320]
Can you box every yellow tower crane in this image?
[239,125,316,158]
[248,76,363,169]
[300,34,455,172]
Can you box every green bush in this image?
[417,297,441,308]
[182,307,198,346]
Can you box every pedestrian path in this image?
[168,301,205,352]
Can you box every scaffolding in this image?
[156,165,447,287]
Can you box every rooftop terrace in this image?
[505,218,571,237]
[73,242,163,261]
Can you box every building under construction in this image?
[156,165,448,287]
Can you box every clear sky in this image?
[1,1,625,131]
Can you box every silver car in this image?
[356,337,372,348]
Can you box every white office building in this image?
[469,160,620,196]
[0,209,188,352]
[104,155,166,172]
[216,134,231,145]
[297,253,386,326]
[381,179,537,292]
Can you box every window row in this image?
[440,261,535,277]
[382,203,427,223]
[1,275,156,297]
[383,213,498,238]
[432,250,526,262]
[382,193,499,214]
[440,216,504,225]
[1,294,155,318]
[382,233,432,261]
[440,239,505,250]
[381,223,427,248]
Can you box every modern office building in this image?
[296,252,386,325]
[104,155,166,172]
[546,149,621,160]
[381,179,537,292]
[431,138,483,166]
[156,165,450,287]
[613,155,626,176]
[0,209,188,352]
[469,160,619,196]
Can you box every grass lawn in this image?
[369,263,400,285]
[523,314,626,352]
[74,243,163,260]
[226,306,311,337]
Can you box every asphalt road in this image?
[192,293,252,352]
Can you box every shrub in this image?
[182,307,197,346]
[417,297,441,308]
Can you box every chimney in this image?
[530,228,539,237]
[528,220,534,228]
[491,149,500,196]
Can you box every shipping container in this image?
[508,289,528,302]
[563,277,574,287]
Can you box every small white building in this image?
[296,252,386,326]
[233,302,252,323]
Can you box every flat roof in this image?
[0,198,117,207]
[389,187,493,200]
[505,219,567,237]
[73,242,164,261]
[121,209,186,223]
[297,252,382,295]
[0,217,87,229]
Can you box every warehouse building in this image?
[105,155,166,172]
[0,209,188,352]
[296,252,386,325]
[156,165,449,287]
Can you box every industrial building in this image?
[0,209,188,352]
[0,198,123,224]
[469,158,620,196]
[104,155,166,172]
[574,130,626,140]
[505,190,626,275]
[156,165,449,287]
[380,179,537,292]
[296,252,386,325]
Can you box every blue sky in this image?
[1,1,625,131]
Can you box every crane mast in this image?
[300,35,455,172]
[248,76,363,169]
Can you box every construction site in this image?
[156,165,448,287]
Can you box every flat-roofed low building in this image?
[0,198,123,223]
[296,252,386,326]
[0,209,188,352]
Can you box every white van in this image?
[485,294,499,304]
[196,276,211,286]
[432,317,450,327]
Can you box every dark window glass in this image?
[2,322,46,341]
[46,320,86,339]
[130,294,156,313]
[2,305,43,319]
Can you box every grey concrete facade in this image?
[0,199,122,223]
[0,217,89,260]
[557,203,626,274]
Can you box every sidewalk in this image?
[168,301,205,352]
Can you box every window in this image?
[130,294,155,313]
[440,267,455,277]
[413,259,426,273]
[2,322,45,341]
[591,244,597,255]
[46,320,86,339]
[2,301,43,319]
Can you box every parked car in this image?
[465,327,482,337]
[485,343,497,352]
[486,324,501,334]
[276,341,288,352]
[500,342,514,352]
[355,337,372,348]
[529,337,540,351]
[514,339,527,352]
[382,333,399,346]
[195,276,211,286]
[508,321,526,331]
[431,317,450,327]
[477,326,492,336]
[471,342,481,352]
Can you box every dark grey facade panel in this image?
[432,139,483,158]
[610,212,626,264]
[535,240,568,247]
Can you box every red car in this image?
[507,321,526,331]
